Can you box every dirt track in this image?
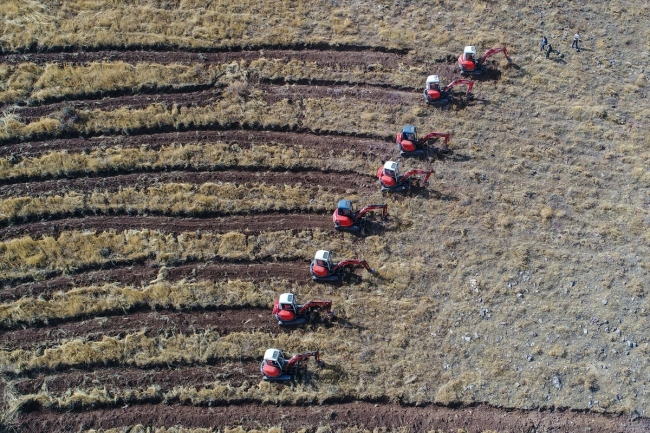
[0,129,393,160]
[0,169,374,198]
[0,308,273,350]
[0,49,415,69]
[0,260,310,302]
[13,361,261,396]
[12,83,419,123]
[0,214,332,241]
[13,401,649,433]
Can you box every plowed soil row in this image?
[1,261,309,302]
[0,49,414,69]
[0,169,374,199]
[13,401,648,433]
[0,129,392,160]
[12,361,260,397]
[13,84,418,123]
[13,90,222,123]
[0,308,272,351]
[0,214,332,242]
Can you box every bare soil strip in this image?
[0,308,272,351]
[0,214,332,242]
[13,401,648,433]
[0,169,374,199]
[12,84,419,123]
[12,361,260,396]
[12,89,222,123]
[0,129,392,160]
[0,49,414,69]
[1,261,309,302]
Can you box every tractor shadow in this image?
[415,188,459,202]
[333,316,366,331]
[445,152,471,163]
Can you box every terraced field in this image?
[1,1,650,432]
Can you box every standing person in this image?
[541,36,548,51]
[571,32,580,50]
[546,43,554,58]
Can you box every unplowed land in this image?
[1,2,649,429]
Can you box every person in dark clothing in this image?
[541,36,548,51]
[546,43,553,58]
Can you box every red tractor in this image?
[310,250,376,282]
[261,348,322,381]
[272,293,334,326]
[424,75,474,106]
[377,161,433,193]
[458,45,511,76]
[333,199,388,235]
[397,125,451,157]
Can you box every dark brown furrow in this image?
[13,401,649,433]
[0,308,273,351]
[12,84,419,123]
[1,261,310,302]
[0,129,393,160]
[0,169,375,198]
[12,361,260,396]
[0,214,332,242]
[0,49,414,68]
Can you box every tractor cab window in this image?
[405,132,416,141]
[384,168,396,178]
[281,303,293,310]
[339,207,352,217]
[467,53,474,62]
[316,259,327,267]
[429,82,439,90]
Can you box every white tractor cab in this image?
[458,46,479,75]
[273,293,304,325]
[462,46,477,64]
[311,250,334,278]
[383,161,399,177]
[426,75,441,91]
[278,293,295,310]
[424,75,449,104]
[378,161,400,190]
[261,348,292,381]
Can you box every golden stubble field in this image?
[1,0,650,431]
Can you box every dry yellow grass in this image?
[0,182,343,223]
[0,93,423,143]
[0,228,361,282]
[0,59,425,105]
[2,0,650,423]
[0,141,377,182]
[0,279,279,327]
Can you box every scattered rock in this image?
[553,376,562,390]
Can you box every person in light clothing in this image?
[571,32,580,50]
